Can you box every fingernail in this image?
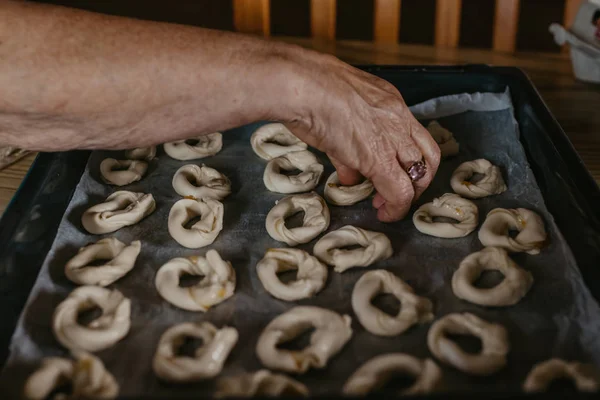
[378,207,394,222]
[373,196,386,209]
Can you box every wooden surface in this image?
[1,40,599,216]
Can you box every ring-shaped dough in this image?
[124,146,156,161]
[343,353,442,396]
[413,193,478,238]
[215,370,309,397]
[250,123,307,160]
[523,358,600,392]
[478,208,547,255]
[452,247,533,307]
[172,164,231,200]
[99,159,148,186]
[155,250,236,312]
[52,286,131,352]
[81,191,156,235]
[168,198,224,249]
[450,159,507,199]
[164,133,222,160]
[352,270,433,336]
[257,248,328,301]
[427,121,459,158]
[263,150,323,194]
[24,352,119,400]
[256,306,352,374]
[152,322,238,382]
[427,312,509,376]
[65,237,141,287]
[324,171,374,206]
[265,192,330,246]
[313,225,393,273]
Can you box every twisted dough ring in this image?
[352,270,433,336]
[65,237,141,287]
[81,191,156,235]
[343,353,442,396]
[313,225,393,273]
[257,248,328,301]
[24,352,119,400]
[124,146,156,161]
[450,159,507,199]
[263,150,323,194]
[155,250,236,312]
[152,322,238,382]
[215,370,309,398]
[168,198,224,249]
[413,193,478,238]
[164,133,222,160]
[479,208,547,255]
[99,159,148,186]
[52,286,131,352]
[426,121,459,158]
[265,192,330,246]
[250,123,307,160]
[523,359,600,392]
[324,171,374,206]
[256,306,352,374]
[452,247,533,307]
[172,164,231,200]
[427,313,509,376]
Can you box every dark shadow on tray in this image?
[47,243,83,286]
[22,290,67,349]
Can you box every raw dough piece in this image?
[265,192,330,246]
[164,133,222,160]
[257,248,327,301]
[155,250,235,312]
[52,286,131,352]
[172,164,231,200]
[81,191,155,235]
[99,158,148,186]
[313,225,393,273]
[427,312,509,376]
[65,237,141,287]
[426,121,459,158]
[413,193,478,238]
[250,123,307,160]
[352,270,433,336]
[479,208,547,255]
[343,353,442,396]
[523,358,600,392]
[452,247,533,307]
[324,171,374,206]
[450,159,507,199]
[215,370,309,397]
[124,146,156,161]
[263,150,323,194]
[153,322,238,382]
[256,306,352,374]
[24,352,118,400]
[168,198,224,248]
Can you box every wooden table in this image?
[1,39,599,215]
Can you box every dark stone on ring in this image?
[407,159,427,182]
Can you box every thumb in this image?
[330,156,362,186]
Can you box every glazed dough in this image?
[124,146,156,161]
[324,171,374,206]
[172,164,231,200]
[256,306,352,374]
[99,158,148,186]
[479,208,547,255]
[250,123,307,160]
[168,198,224,248]
[81,191,156,235]
[52,286,131,352]
[523,358,600,392]
[263,150,323,194]
[313,225,393,273]
[450,159,507,199]
[265,192,330,246]
[343,353,442,396]
[427,312,509,376]
[215,370,309,397]
[452,247,533,307]
[164,133,222,160]
[257,248,327,301]
[24,352,119,400]
[65,237,141,287]
[153,322,238,382]
[426,121,459,158]
[352,270,433,336]
[413,193,478,238]
[155,250,236,312]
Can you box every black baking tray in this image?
[1,65,599,397]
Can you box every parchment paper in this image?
[2,90,600,397]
